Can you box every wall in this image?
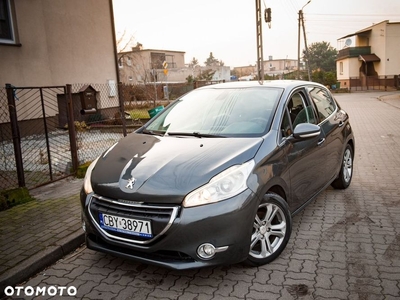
[385,23,400,75]
[0,0,117,87]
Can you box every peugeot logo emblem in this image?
[125,177,136,190]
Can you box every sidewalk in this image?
[0,177,84,294]
[379,91,400,108]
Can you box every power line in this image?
[307,13,400,17]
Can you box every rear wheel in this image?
[246,193,292,266]
[331,144,353,189]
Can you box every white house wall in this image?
[385,23,400,75]
[369,22,387,75]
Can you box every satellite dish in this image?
[345,38,352,47]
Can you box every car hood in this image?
[91,133,263,204]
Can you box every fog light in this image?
[197,243,216,259]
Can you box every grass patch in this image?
[0,187,34,211]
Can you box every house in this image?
[0,0,119,87]
[336,20,400,90]
[263,57,298,78]
[233,65,256,79]
[118,44,231,84]
[233,57,298,80]
[118,44,186,84]
[0,0,121,190]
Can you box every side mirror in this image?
[293,123,321,139]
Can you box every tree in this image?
[204,52,220,67]
[312,70,337,87]
[303,41,337,72]
[189,57,199,68]
[197,69,216,81]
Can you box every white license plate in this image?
[99,213,152,238]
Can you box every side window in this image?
[308,87,336,122]
[288,92,317,128]
[280,108,292,138]
[280,91,317,139]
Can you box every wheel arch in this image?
[266,185,287,202]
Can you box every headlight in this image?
[183,160,255,208]
[83,157,99,194]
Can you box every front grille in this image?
[88,195,179,245]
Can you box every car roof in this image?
[197,80,324,90]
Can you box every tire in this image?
[246,192,292,266]
[331,144,353,189]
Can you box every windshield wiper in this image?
[167,132,225,138]
[142,129,165,136]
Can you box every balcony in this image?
[337,46,371,60]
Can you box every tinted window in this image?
[308,87,336,122]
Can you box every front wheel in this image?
[331,144,354,189]
[246,193,292,266]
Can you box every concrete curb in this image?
[0,230,84,295]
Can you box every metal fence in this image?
[1,81,196,191]
[349,75,399,91]
[1,86,75,190]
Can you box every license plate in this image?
[99,213,152,238]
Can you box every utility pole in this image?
[297,0,311,81]
[301,12,312,81]
[255,0,264,84]
[255,0,271,84]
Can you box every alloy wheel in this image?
[249,202,287,259]
[343,148,353,183]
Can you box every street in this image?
[13,91,400,300]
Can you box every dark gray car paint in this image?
[91,133,264,203]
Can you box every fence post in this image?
[384,76,387,91]
[118,82,127,137]
[5,84,25,187]
[66,84,79,174]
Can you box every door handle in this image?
[317,138,325,146]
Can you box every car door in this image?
[307,86,345,183]
[279,88,327,212]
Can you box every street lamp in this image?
[297,0,311,80]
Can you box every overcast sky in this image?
[112,0,400,68]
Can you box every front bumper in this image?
[81,188,259,269]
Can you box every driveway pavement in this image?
[0,90,399,299]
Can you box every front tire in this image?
[331,143,353,189]
[246,193,292,266]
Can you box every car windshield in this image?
[144,87,282,137]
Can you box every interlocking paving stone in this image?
[1,92,400,299]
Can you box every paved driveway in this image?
[19,92,400,300]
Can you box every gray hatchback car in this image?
[80,80,354,269]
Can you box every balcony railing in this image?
[337,46,371,60]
